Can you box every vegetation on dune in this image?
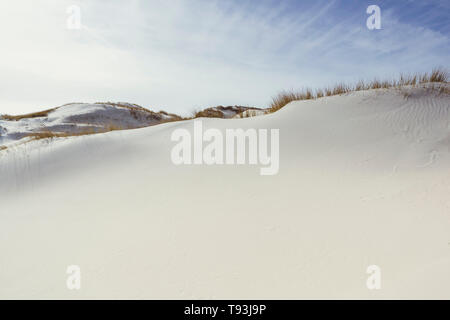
[25,123,127,142]
[0,108,57,121]
[193,108,225,119]
[191,106,263,119]
[269,67,449,113]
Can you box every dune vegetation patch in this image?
[26,130,96,142]
[0,108,57,121]
[269,67,449,113]
[191,106,264,119]
[193,108,225,119]
[25,123,127,142]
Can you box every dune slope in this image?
[0,84,449,299]
[0,102,181,147]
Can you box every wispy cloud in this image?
[0,0,448,115]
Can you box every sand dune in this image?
[0,84,449,299]
[0,102,181,147]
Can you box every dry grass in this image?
[95,102,153,113]
[269,90,312,113]
[26,132,71,140]
[25,122,128,142]
[194,109,225,118]
[191,106,262,119]
[269,67,448,112]
[158,110,183,121]
[26,130,95,142]
[1,108,57,121]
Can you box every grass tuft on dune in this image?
[269,67,449,112]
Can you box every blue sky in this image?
[0,0,448,115]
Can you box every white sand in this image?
[0,84,449,299]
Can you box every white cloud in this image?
[0,0,448,115]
